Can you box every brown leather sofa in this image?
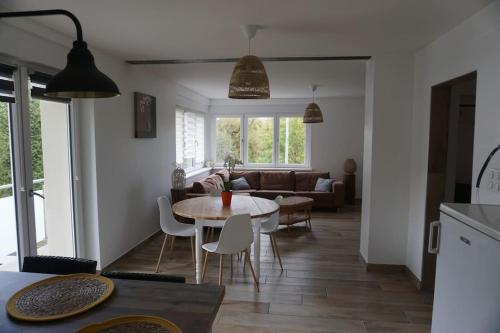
[185,170,345,210]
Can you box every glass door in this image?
[1,65,77,271]
[28,74,75,257]
[0,100,20,271]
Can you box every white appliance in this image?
[430,203,500,333]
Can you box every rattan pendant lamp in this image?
[228,25,270,99]
[303,84,323,123]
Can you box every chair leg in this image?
[230,254,234,280]
[155,234,169,273]
[190,236,195,268]
[170,236,176,251]
[202,251,209,282]
[244,249,259,292]
[219,254,224,286]
[272,233,284,271]
[269,234,276,257]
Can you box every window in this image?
[247,116,274,164]
[213,114,309,168]
[176,108,205,171]
[278,116,306,165]
[215,117,241,163]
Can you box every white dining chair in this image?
[201,213,259,291]
[155,196,196,273]
[260,195,284,271]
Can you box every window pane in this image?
[176,109,205,170]
[215,117,241,163]
[175,110,183,165]
[279,117,306,165]
[247,117,273,164]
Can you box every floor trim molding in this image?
[360,253,423,290]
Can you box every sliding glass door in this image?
[0,100,19,271]
[0,65,77,271]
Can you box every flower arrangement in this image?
[223,155,242,174]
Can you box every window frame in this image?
[212,115,244,165]
[245,115,275,167]
[175,106,206,173]
[276,114,310,168]
[212,113,311,169]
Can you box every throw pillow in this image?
[231,177,251,190]
[314,177,334,192]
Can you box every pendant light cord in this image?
[0,9,83,42]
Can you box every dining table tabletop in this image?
[0,271,225,333]
[172,195,279,284]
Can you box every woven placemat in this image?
[6,274,114,322]
[76,315,182,333]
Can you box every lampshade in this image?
[45,41,120,98]
[303,102,323,123]
[228,55,270,99]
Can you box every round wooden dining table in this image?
[172,195,279,284]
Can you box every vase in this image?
[171,166,186,189]
[344,158,357,175]
[221,191,232,206]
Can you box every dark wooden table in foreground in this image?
[0,271,224,333]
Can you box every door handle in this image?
[29,189,45,200]
[428,221,441,254]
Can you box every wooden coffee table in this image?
[279,196,314,230]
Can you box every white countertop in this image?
[440,203,500,242]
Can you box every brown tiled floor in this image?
[107,206,432,333]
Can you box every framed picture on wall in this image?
[134,92,156,138]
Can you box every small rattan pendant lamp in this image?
[228,25,270,99]
[303,84,323,123]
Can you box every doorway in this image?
[421,71,477,291]
[0,65,77,271]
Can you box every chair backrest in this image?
[100,271,185,283]
[22,256,97,275]
[157,196,177,233]
[216,214,253,254]
[262,195,283,231]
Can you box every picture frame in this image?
[134,92,156,138]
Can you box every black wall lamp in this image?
[0,9,120,98]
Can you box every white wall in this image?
[0,19,208,268]
[209,97,365,197]
[407,0,500,279]
[360,54,414,265]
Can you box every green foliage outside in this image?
[215,117,241,163]
[0,100,44,198]
[279,117,305,164]
[0,102,11,198]
[215,115,306,166]
[248,117,273,163]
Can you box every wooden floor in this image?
[107,206,433,333]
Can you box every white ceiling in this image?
[158,60,366,99]
[1,0,492,98]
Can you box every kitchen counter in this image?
[440,203,500,242]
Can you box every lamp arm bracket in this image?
[0,9,83,42]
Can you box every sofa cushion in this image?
[231,177,251,190]
[192,174,224,194]
[314,178,334,192]
[295,172,330,191]
[215,169,230,182]
[253,190,295,200]
[260,171,295,190]
[230,171,260,189]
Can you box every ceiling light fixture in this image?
[303,84,324,123]
[0,9,120,98]
[228,25,270,99]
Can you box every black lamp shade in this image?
[45,41,120,98]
